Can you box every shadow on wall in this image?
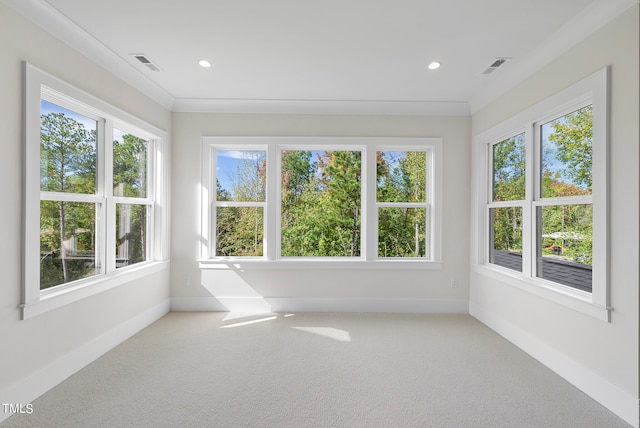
[196,264,376,314]
[200,265,273,313]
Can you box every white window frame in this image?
[112,121,156,269]
[374,146,433,260]
[207,144,268,259]
[200,137,442,269]
[472,67,610,321]
[23,63,169,319]
[486,132,527,272]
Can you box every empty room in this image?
[0,0,638,426]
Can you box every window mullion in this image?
[523,125,535,278]
[103,120,115,273]
[146,139,155,262]
[365,147,376,260]
[267,145,278,260]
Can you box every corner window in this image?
[23,63,168,318]
[474,68,609,321]
[201,138,442,267]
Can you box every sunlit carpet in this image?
[1,312,630,427]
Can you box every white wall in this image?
[171,113,471,312]
[470,5,639,426]
[0,3,171,417]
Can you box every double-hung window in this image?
[488,133,526,272]
[535,105,594,292]
[201,137,442,267]
[376,149,431,258]
[213,148,267,257]
[474,68,609,320]
[23,63,168,318]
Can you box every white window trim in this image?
[22,63,169,319]
[471,67,610,322]
[200,137,442,269]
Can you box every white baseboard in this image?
[170,296,469,314]
[469,301,639,428]
[0,299,170,423]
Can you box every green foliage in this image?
[377,151,427,257]
[114,133,147,197]
[548,105,593,192]
[116,204,147,267]
[216,149,430,258]
[215,152,266,256]
[377,151,426,203]
[113,135,149,267]
[378,208,426,257]
[40,112,98,287]
[281,151,362,257]
[216,207,263,256]
[491,108,593,266]
[39,111,149,287]
[540,205,592,264]
[40,200,97,289]
[492,134,525,201]
[40,112,96,193]
[491,207,522,252]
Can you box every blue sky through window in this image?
[216,150,265,199]
[40,100,97,134]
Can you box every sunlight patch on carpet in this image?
[292,326,351,342]
[220,316,278,328]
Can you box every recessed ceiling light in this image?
[427,61,441,70]
[198,59,211,68]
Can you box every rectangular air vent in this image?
[482,57,510,75]
[129,53,160,72]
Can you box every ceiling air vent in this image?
[130,53,160,72]
[482,57,510,75]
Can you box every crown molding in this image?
[469,0,639,114]
[172,98,470,116]
[1,0,175,110]
[3,0,636,116]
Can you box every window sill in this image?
[473,264,611,322]
[199,258,443,270]
[21,261,169,320]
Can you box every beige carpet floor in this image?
[1,312,630,427]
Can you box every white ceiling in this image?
[4,0,636,114]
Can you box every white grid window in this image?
[473,68,609,321]
[201,137,442,268]
[23,63,168,319]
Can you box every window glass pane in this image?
[116,204,148,268]
[40,100,97,194]
[216,207,264,256]
[378,207,427,257]
[376,151,426,202]
[216,150,266,202]
[492,134,525,201]
[113,130,147,198]
[537,205,592,292]
[489,207,523,272]
[281,150,361,257]
[40,201,100,289]
[541,105,592,198]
